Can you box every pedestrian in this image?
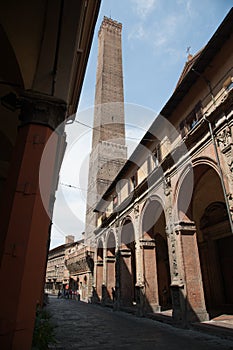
[69,289,72,299]
[57,290,61,299]
[112,287,116,302]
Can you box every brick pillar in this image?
[0,91,66,349]
[95,261,103,301]
[106,256,116,303]
[175,222,209,323]
[140,239,160,312]
[119,248,134,307]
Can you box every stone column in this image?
[174,221,209,324]
[0,91,66,349]
[216,123,233,218]
[113,226,120,310]
[133,204,143,286]
[133,204,145,315]
[135,239,145,316]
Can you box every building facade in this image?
[45,236,73,295]
[64,240,94,302]
[45,235,94,302]
[92,9,233,326]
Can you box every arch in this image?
[192,156,220,174]
[173,163,194,222]
[141,198,171,311]
[96,239,104,261]
[174,157,221,221]
[141,196,166,239]
[177,161,233,317]
[119,218,136,306]
[120,217,135,247]
[106,230,116,255]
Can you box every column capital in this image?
[119,248,131,257]
[139,239,156,248]
[105,255,115,263]
[174,220,196,234]
[19,90,67,131]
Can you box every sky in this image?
[48,0,233,249]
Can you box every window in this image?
[180,101,203,137]
[113,194,118,208]
[223,76,233,92]
[226,81,233,91]
[153,144,161,168]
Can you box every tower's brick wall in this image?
[85,17,127,242]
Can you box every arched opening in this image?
[142,199,171,311]
[177,163,233,319]
[96,240,104,301]
[120,219,136,306]
[106,231,116,302]
[192,165,233,317]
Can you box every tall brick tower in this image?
[85,17,127,244]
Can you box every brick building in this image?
[45,236,74,295]
[45,234,94,302]
[92,9,233,326]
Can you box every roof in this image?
[161,7,233,118]
[175,48,204,88]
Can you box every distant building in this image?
[93,9,233,326]
[64,240,94,302]
[45,235,94,302]
[45,235,75,294]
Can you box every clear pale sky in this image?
[49,0,233,249]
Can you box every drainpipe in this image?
[203,115,233,234]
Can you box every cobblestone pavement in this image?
[46,296,233,350]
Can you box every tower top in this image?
[99,16,122,36]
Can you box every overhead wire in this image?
[73,119,156,142]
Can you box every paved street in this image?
[46,296,233,349]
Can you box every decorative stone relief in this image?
[170,236,179,279]
[133,203,140,218]
[163,176,171,196]
[217,125,233,175]
[217,126,232,152]
[19,91,67,131]
[227,193,233,212]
